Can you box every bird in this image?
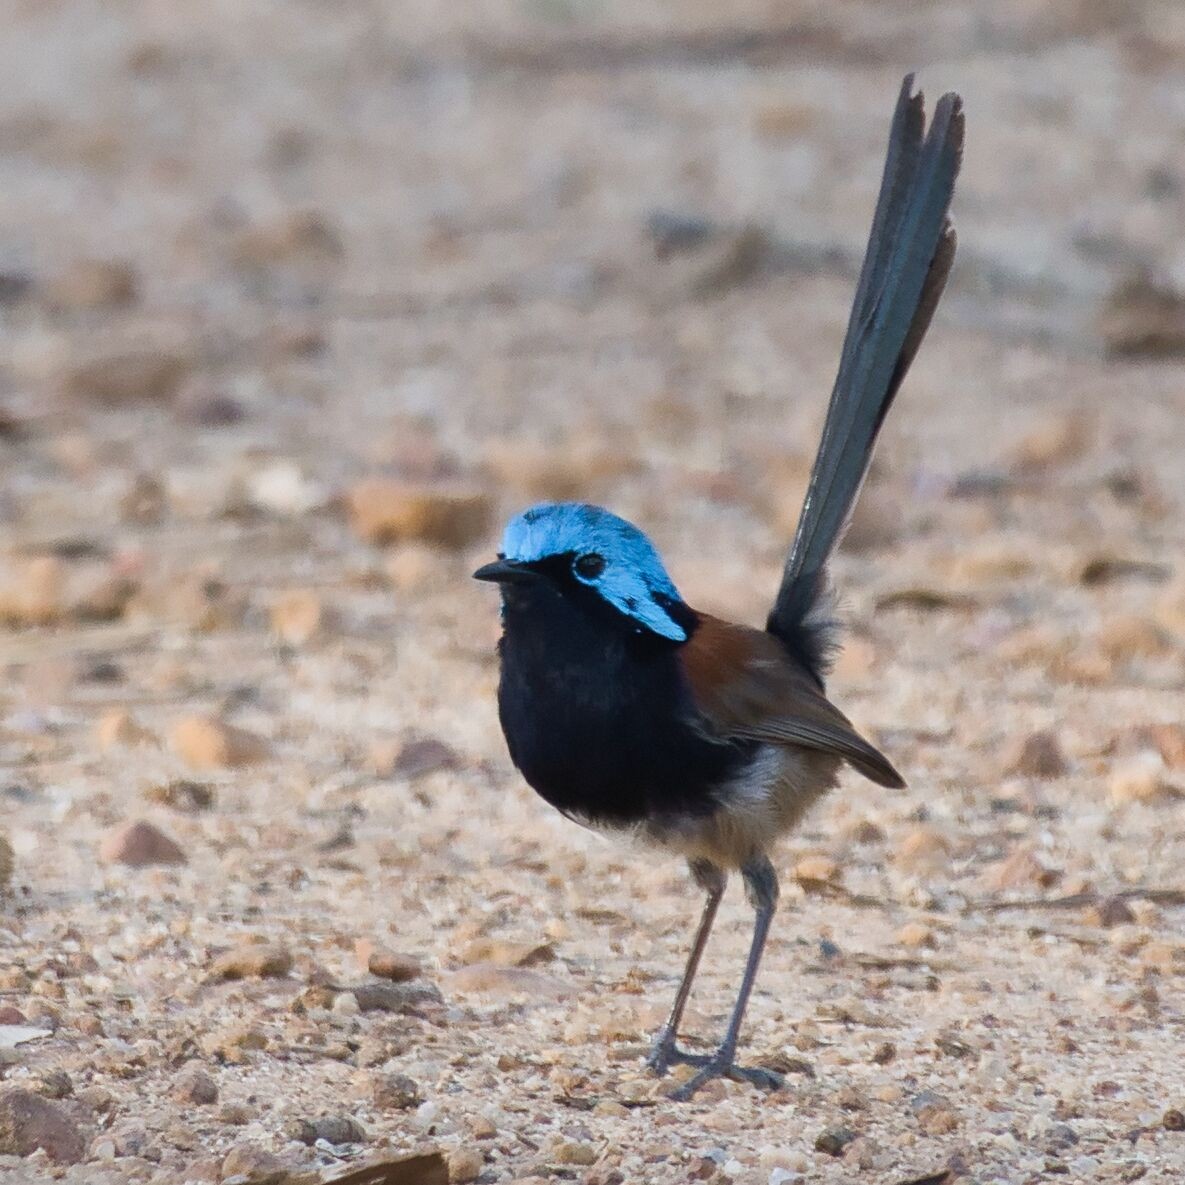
[474,74,963,1100]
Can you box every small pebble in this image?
[99,820,186,867]
[269,590,325,645]
[172,715,270,769]
[220,1142,288,1182]
[814,1127,856,1157]
[207,943,293,981]
[58,348,191,406]
[95,709,154,752]
[896,921,932,948]
[288,1115,366,1145]
[0,1088,86,1164]
[171,1065,218,1105]
[365,946,422,982]
[1002,730,1068,779]
[893,827,951,875]
[447,1147,484,1183]
[793,854,839,884]
[372,1073,422,1111]
[44,259,138,311]
[1109,753,1174,805]
[346,479,493,549]
[551,1140,597,1166]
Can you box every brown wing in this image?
[681,614,905,789]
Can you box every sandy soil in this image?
[1,2,1185,1183]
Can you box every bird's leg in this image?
[669,854,783,1100]
[646,859,725,1076]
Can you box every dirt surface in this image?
[2,2,1185,1183]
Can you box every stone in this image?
[482,438,637,502]
[208,944,293,981]
[1157,580,1185,636]
[219,1143,289,1184]
[445,964,574,999]
[1140,942,1177,971]
[1139,723,1185,769]
[171,1065,217,1105]
[347,980,443,1014]
[814,1127,856,1157]
[269,590,324,645]
[120,473,167,525]
[893,827,952,875]
[793,854,839,884]
[0,556,64,626]
[896,922,933,948]
[58,349,191,406]
[1007,411,1094,471]
[1109,754,1174,805]
[171,715,270,769]
[919,1105,960,1135]
[200,1025,268,1062]
[219,1102,252,1126]
[34,1071,71,1101]
[245,461,326,517]
[983,844,1058,891]
[44,259,138,311]
[447,1148,484,1183]
[372,1073,422,1111]
[0,1088,85,1163]
[946,540,1032,586]
[551,1140,597,1165]
[385,737,461,780]
[1002,730,1068,779]
[1098,615,1172,660]
[72,568,138,622]
[288,1115,365,1145]
[176,381,246,426]
[384,545,441,592]
[1099,275,1185,358]
[143,778,214,812]
[455,939,554,968]
[332,991,360,1017]
[1086,896,1136,929]
[364,946,421,983]
[840,487,903,553]
[99,820,186,867]
[231,210,343,270]
[346,479,492,549]
[95,708,154,752]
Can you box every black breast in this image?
[494,580,752,829]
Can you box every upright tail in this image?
[767,74,964,681]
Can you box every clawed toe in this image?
[668,1058,785,1101]
[645,1030,713,1076]
[647,1028,784,1096]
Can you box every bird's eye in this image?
[573,552,606,580]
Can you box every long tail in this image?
[767,74,963,680]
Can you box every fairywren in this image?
[476,75,963,1099]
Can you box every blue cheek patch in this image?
[503,502,688,642]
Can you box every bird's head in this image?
[473,502,690,642]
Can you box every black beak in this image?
[473,559,538,585]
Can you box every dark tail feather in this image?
[767,75,963,680]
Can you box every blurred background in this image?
[1,2,1184,1182]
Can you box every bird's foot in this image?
[667,1053,784,1101]
[645,1027,713,1076]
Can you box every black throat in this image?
[493,575,751,828]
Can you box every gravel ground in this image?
[1,2,1185,1183]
